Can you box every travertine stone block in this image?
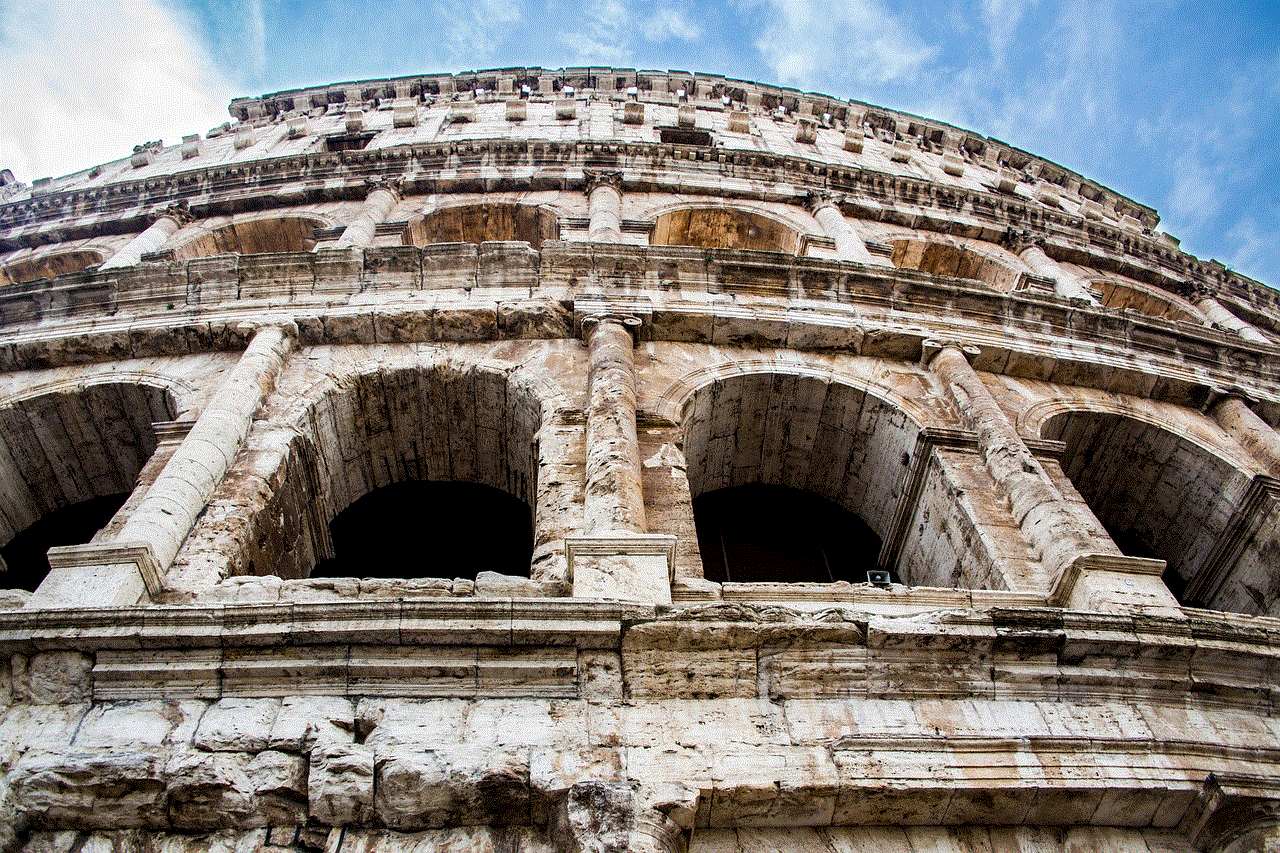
[193,698,281,752]
[308,742,374,826]
[267,696,355,752]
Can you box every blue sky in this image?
[0,0,1277,288]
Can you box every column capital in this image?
[579,311,643,342]
[235,317,299,343]
[584,170,623,195]
[151,199,193,227]
[363,174,403,198]
[1201,384,1259,413]
[806,189,846,214]
[920,338,980,367]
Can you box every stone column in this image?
[1012,235,1100,305]
[567,313,675,604]
[1189,286,1272,345]
[334,177,402,248]
[586,171,623,243]
[28,322,296,609]
[925,340,1178,613]
[99,201,192,270]
[808,192,876,264]
[583,315,646,533]
[1211,392,1280,478]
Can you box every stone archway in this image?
[402,204,559,249]
[171,216,324,260]
[889,237,1021,291]
[651,207,801,253]
[0,249,103,285]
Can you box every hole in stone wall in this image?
[312,481,532,580]
[1043,410,1274,615]
[889,238,1020,291]
[402,204,559,249]
[658,128,713,147]
[0,494,128,591]
[694,484,882,583]
[1,250,103,286]
[171,217,322,261]
[651,208,800,254]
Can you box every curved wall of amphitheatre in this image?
[0,67,1277,853]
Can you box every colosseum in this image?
[0,66,1276,853]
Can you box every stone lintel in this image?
[28,541,162,609]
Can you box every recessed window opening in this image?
[0,494,128,591]
[651,208,800,253]
[402,204,559,249]
[324,132,376,152]
[694,484,883,583]
[311,481,532,580]
[659,128,713,147]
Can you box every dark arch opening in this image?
[651,208,800,253]
[694,484,883,584]
[402,204,559,249]
[0,493,129,591]
[311,481,532,580]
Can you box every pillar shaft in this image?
[1197,295,1272,345]
[588,182,623,242]
[1018,244,1099,305]
[100,213,185,270]
[1213,395,1280,478]
[584,317,646,533]
[812,202,875,264]
[928,343,1101,577]
[115,323,295,573]
[334,185,399,248]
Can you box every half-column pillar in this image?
[334,178,401,248]
[1190,286,1272,345]
[28,322,296,608]
[586,171,623,243]
[808,193,877,264]
[1211,392,1280,478]
[99,201,192,270]
[925,340,1177,613]
[568,313,675,604]
[1013,236,1100,305]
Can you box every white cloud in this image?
[751,0,937,88]
[559,0,633,64]
[441,0,522,67]
[0,0,236,182]
[642,5,701,44]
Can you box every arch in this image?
[1039,407,1276,614]
[402,203,559,249]
[650,206,801,254]
[170,215,326,261]
[1089,277,1203,323]
[679,371,922,584]
[0,381,177,590]
[239,359,551,582]
[0,249,103,286]
[888,236,1021,291]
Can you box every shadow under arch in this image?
[0,381,177,590]
[239,360,554,583]
[1041,407,1278,615]
[1,249,103,286]
[889,237,1020,291]
[679,371,923,584]
[402,203,559,249]
[171,215,325,261]
[651,206,801,254]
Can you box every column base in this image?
[566,534,676,606]
[1050,552,1182,616]
[26,542,161,609]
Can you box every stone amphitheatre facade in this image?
[0,66,1277,853]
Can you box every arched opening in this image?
[0,250,103,286]
[240,363,543,583]
[1092,278,1202,323]
[681,374,917,585]
[0,383,176,591]
[171,217,322,261]
[651,208,800,254]
[402,204,558,249]
[889,238,1020,291]
[1042,410,1275,614]
[312,481,531,579]
[694,484,881,583]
